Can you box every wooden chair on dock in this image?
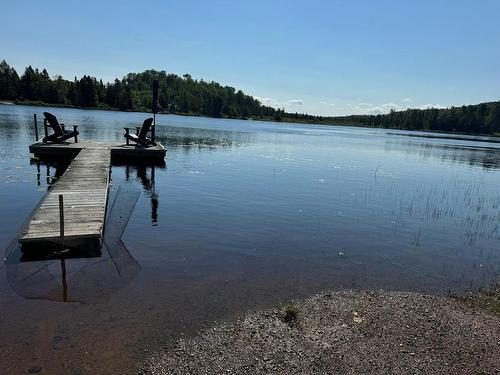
[42,112,79,143]
[124,118,156,147]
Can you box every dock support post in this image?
[73,125,78,143]
[59,194,64,238]
[125,128,130,145]
[33,114,39,141]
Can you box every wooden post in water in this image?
[33,114,39,141]
[59,194,64,238]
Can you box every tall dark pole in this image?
[33,114,39,141]
[152,79,158,144]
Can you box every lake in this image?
[1,104,499,373]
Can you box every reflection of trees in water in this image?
[385,140,500,170]
[156,126,254,151]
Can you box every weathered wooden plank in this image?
[19,144,111,245]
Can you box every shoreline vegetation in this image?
[1,59,499,137]
[143,286,500,374]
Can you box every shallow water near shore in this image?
[0,104,499,373]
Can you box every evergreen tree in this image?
[0,60,19,100]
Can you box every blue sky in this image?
[2,0,499,116]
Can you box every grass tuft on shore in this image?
[454,284,500,316]
[280,302,299,326]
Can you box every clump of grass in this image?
[280,303,299,326]
[454,284,500,316]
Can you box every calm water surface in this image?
[0,104,499,373]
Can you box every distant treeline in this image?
[1,59,499,135]
[330,103,500,135]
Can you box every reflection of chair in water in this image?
[125,163,159,224]
[42,112,79,143]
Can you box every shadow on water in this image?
[4,184,141,304]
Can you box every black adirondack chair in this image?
[124,118,155,147]
[42,112,79,143]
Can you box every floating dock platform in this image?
[19,140,166,251]
[29,140,166,160]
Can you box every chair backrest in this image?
[43,112,64,136]
[138,118,154,140]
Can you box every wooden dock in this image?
[19,140,166,252]
[19,144,110,248]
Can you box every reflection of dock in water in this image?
[5,184,142,303]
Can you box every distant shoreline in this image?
[3,100,500,142]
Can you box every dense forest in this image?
[0,59,499,135]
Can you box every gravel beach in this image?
[143,290,500,374]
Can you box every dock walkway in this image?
[19,144,110,247]
[19,140,165,251]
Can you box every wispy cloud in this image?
[255,96,282,108]
[320,101,335,107]
[331,101,445,116]
[402,98,413,103]
[255,96,305,108]
[417,103,445,110]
